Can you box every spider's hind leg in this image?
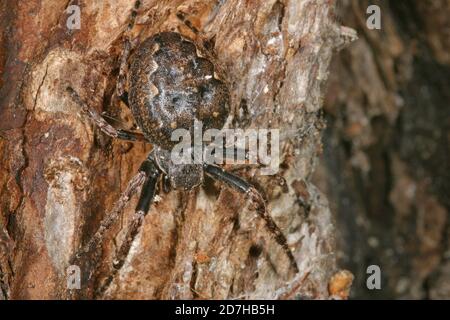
[66,87,146,142]
[66,2,145,143]
[116,0,142,99]
[204,164,299,274]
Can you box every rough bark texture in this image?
[0,0,347,299]
[315,0,449,299]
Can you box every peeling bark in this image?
[1,0,346,299]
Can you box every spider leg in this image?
[222,148,262,172]
[204,164,299,274]
[116,0,141,99]
[206,144,261,166]
[66,2,144,142]
[66,86,146,142]
[72,162,153,266]
[97,155,161,296]
[176,11,199,34]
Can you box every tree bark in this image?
[316,0,449,299]
[0,0,349,299]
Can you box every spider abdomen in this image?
[129,31,230,150]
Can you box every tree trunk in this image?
[0,0,349,299]
[316,0,450,299]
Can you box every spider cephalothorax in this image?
[66,0,298,296]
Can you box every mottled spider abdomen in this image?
[129,31,230,150]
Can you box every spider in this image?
[66,0,299,294]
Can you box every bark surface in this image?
[317,0,450,299]
[0,0,348,299]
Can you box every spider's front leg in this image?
[97,155,161,296]
[70,154,160,298]
[71,156,158,262]
[73,171,146,263]
[204,164,299,274]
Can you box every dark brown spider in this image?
[66,0,298,294]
